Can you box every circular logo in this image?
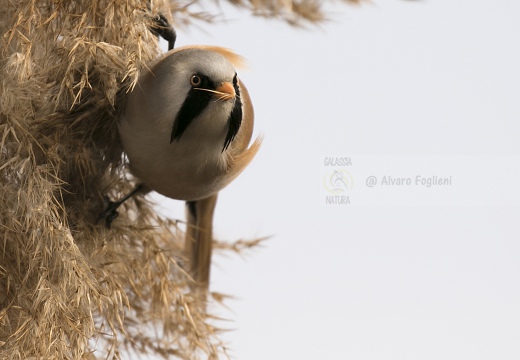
[323,169,353,194]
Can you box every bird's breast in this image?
[119,101,233,201]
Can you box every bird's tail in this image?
[185,194,218,290]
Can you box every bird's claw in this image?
[98,196,120,229]
[150,13,176,50]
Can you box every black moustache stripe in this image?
[170,88,212,143]
[221,75,242,152]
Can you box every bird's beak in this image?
[215,82,235,101]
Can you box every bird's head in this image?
[130,47,247,153]
[168,48,243,151]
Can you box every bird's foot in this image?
[98,196,121,229]
[150,13,176,50]
[98,184,146,228]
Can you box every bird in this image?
[117,45,261,291]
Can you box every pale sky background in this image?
[153,1,520,359]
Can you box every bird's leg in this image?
[149,13,176,50]
[185,194,218,292]
[99,183,146,228]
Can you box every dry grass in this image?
[0,0,353,358]
[172,0,364,26]
[231,0,363,25]
[0,1,227,358]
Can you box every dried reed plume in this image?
[0,0,356,358]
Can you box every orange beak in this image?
[214,82,235,101]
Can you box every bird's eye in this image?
[190,75,202,87]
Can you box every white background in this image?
[155,1,520,359]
